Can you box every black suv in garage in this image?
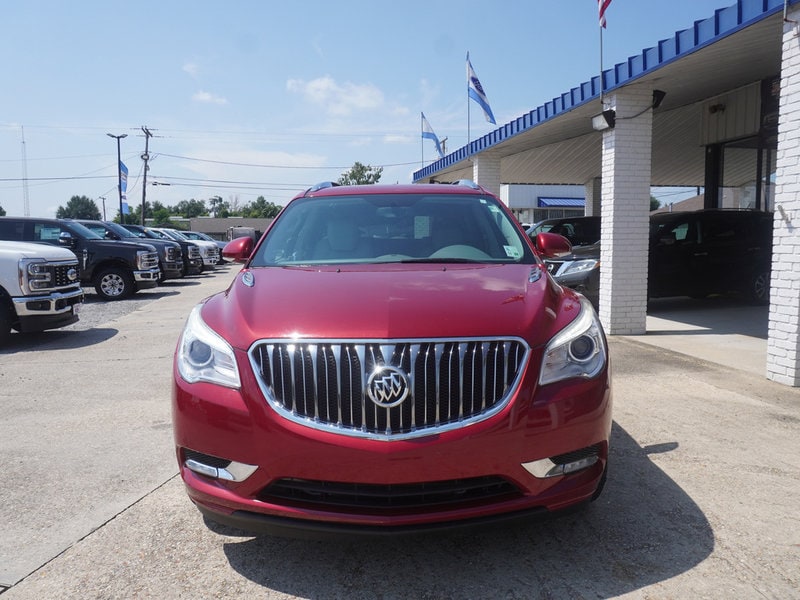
[649,209,773,304]
[531,210,774,305]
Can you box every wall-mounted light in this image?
[592,109,616,131]
[652,89,666,109]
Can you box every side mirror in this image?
[534,232,572,258]
[223,236,254,262]
[58,231,76,248]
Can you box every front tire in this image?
[0,301,13,345]
[94,267,135,300]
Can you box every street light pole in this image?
[107,133,127,223]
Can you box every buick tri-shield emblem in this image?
[367,366,409,408]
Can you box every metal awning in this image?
[414,0,790,188]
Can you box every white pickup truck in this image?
[0,241,84,344]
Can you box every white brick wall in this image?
[584,178,602,216]
[599,89,654,335]
[767,10,800,385]
[472,151,501,196]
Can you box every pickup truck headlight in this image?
[539,297,607,386]
[20,258,52,291]
[177,304,240,388]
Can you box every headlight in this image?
[559,259,599,276]
[177,304,241,388]
[539,297,607,386]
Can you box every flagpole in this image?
[466,52,471,145]
[600,25,605,107]
[420,113,424,168]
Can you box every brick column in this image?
[598,88,653,335]
[472,151,501,196]
[767,10,800,386]
[584,177,602,217]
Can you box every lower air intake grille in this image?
[258,476,521,512]
[249,338,529,439]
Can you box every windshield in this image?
[104,221,136,238]
[251,193,534,267]
[63,221,104,240]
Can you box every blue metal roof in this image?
[413,0,794,183]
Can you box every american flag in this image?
[599,0,612,28]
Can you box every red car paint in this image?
[173,182,611,536]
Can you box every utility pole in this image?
[107,132,127,222]
[99,196,107,220]
[140,126,153,226]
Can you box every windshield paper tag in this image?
[504,246,521,258]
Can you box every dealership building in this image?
[414,0,800,386]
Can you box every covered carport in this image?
[414,0,800,386]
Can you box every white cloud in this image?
[192,91,228,105]
[286,76,383,116]
[182,62,199,77]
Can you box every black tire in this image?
[590,461,608,502]
[0,301,13,345]
[94,267,135,300]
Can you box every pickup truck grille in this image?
[250,338,528,440]
[52,262,80,288]
[140,252,159,269]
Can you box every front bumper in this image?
[12,287,84,332]
[161,260,184,280]
[133,268,161,288]
[172,352,612,534]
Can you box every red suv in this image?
[172,181,612,536]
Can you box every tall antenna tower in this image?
[21,126,30,216]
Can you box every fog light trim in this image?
[522,454,599,479]
[185,458,257,482]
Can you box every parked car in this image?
[0,240,84,343]
[649,209,774,304]
[119,224,204,277]
[528,217,601,307]
[151,227,219,270]
[528,216,601,247]
[177,230,226,264]
[172,181,612,536]
[529,210,774,306]
[76,220,183,282]
[0,217,160,300]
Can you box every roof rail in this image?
[305,181,340,195]
[451,179,480,190]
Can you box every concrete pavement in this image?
[1,270,797,599]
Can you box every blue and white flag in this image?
[467,52,496,125]
[119,161,130,214]
[421,112,444,159]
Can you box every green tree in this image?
[173,199,207,218]
[0,204,6,216]
[56,195,101,219]
[152,206,173,226]
[242,196,282,218]
[338,161,383,185]
[650,195,661,211]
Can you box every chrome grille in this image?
[52,262,79,288]
[249,338,529,440]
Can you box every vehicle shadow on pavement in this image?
[217,423,713,598]
[1,327,118,353]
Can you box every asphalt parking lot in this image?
[1,266,798,599]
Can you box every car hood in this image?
[201,263,581,350]
[562,242,600,260]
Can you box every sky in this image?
[0,0,731,218]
